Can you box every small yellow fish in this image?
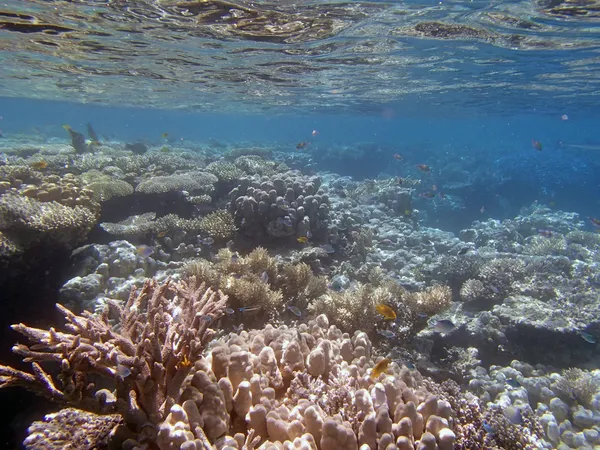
[375,304,396,320]
[297,236,309,244]
[370,358,391,381]
[62,124,72,131]
[30,160,48,170]
[161,132,169,138]
[404,209,412,216]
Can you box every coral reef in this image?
[198,210,237,241]
[5,306,464,450]
[468,360,600,449]
[0,193,96,247]
[229,172,330,241]
[0,277,227,445]
[136,171,218,195]
[23,408,123,450]
[184,247,327,321]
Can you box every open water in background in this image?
[1,0,600,446]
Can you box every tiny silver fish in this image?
[260,271,269,283]
[433,319,455,334]
[225,307,235,315]
[377,329,395,338]
[239,306,261,313]
[320,244,335,254]
[580,331,596,344]
[287,305,302,317]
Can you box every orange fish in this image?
[375,304,396,320]
[589,217,600,228]
[370,358,391,381]
[393,153,403,161]
[532,139,542,151]
[30,160,48,170]
[296,141,310,150]
[416,164,430,172]
[419,192,435,199]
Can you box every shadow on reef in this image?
[0,245,68,448]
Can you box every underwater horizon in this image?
[1,0,600,449]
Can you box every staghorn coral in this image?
[135,171,217,194]
[0,277,228,439]
[308,282,382,334]
[198,210,237,240]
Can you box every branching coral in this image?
[198,210,237,240]
[0,193,96,245]
[233,155,280,176]
[524,235,568,256]
[206,161,245,182]
[184,248,327,316]
[404,285,452,316]
[553,368,598,407]
[23,408,123,450]
[309,280,452,338]
[0,277,228,439]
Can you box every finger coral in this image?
[0,277,228,439]
[152,314,458,449]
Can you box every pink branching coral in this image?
[0,277,227,435]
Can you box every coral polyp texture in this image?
[4,299,467,450]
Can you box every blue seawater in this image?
[1,0,600,448]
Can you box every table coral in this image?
[136,171,217,194]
